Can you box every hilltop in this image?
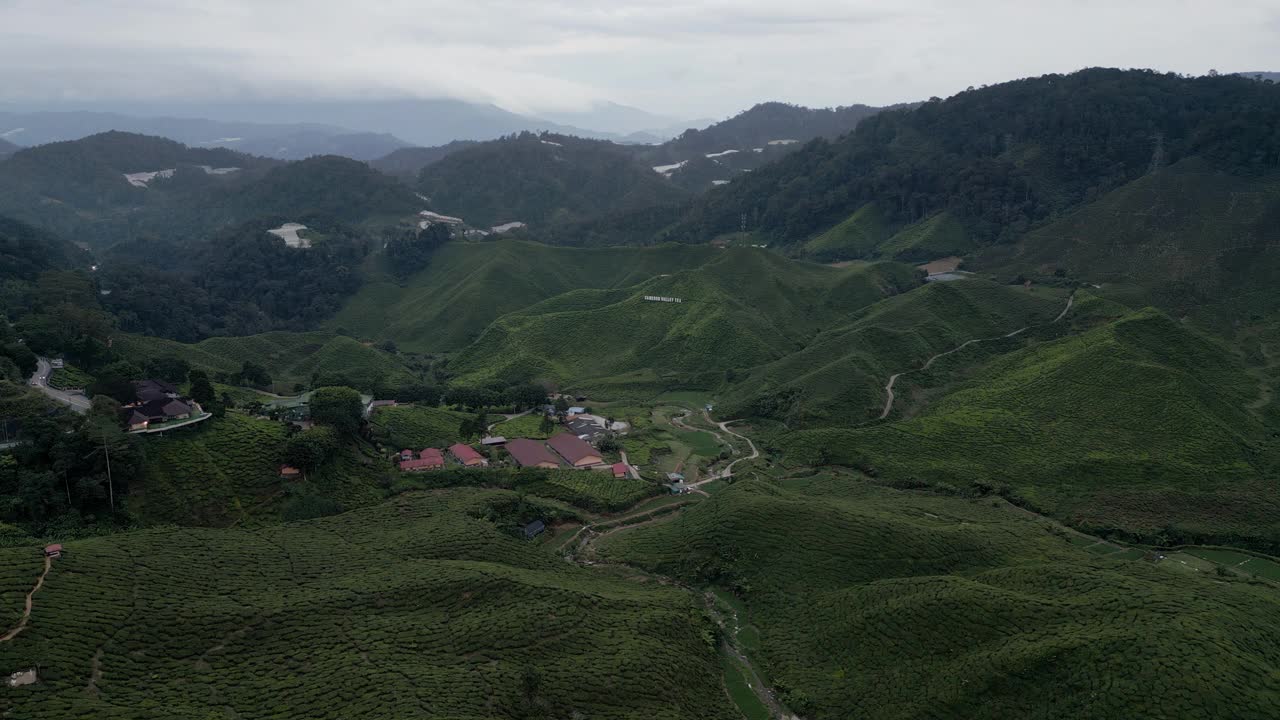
[367,140,477,179]
[663,69,1280,253]
[0,132,424,247]
[415,132,687,229]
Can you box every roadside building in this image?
[566,406,587,416]
[547,433,604,468]
[449,443,487,467]
[399,449,414,462]
[122,397,194,431]
[505,438,560,469]
[611,462,630,479]
[666,472,686,483]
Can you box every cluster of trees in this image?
[384,223,450,278]
[667,69,1280,248]
[0,391,141,528]
[101,216,371,341]
[443,383,547,413]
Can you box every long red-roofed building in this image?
[505,439,561,469]
[400,448,445,472]
[547,433,604,468]
[449,443,487,467]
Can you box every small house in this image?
[505,439,560,469]
[481,436,507,446]
[547,433,604,468]
[522,520,546,540]
[567,406,587,416]
[44,544,63,559]
[611,462,629,479]
[279,465,302,480]
[449,443,487,468]
[666,472,686,482]
[399,449,414,462]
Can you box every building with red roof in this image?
[505,438,561,469]
[399,448,445,472]
[449,443,487,467]
[611,462,630,479]
[547,433,604,468]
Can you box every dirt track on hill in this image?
[1,555,52,643]
[878,292,1075,420]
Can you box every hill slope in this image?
[330,240,723,353]
[449,250,921,395]
[779,309,1277,546]
[665,69,1280,250]
[0,489,736,720]
[416,132,687,228]
[599,474,1280,720]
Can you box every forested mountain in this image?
[0,215,92,286]
[0,133,425,246]
[0,110,414,160]
[368,140,477,179]
[664,69,1280,249]
[0,137,17,158]
[416,132,687,228]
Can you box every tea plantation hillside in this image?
[113,331,417,393]
[133,414,389,526]
[977,160,1280,325]
[779,309,1279,547]
[718,280,1066,425]
[0,489,737,720]
[598,474,1280,720]
[448,251,920,395]
[368,404,481,450]
[330,239,722,353]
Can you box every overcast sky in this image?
[2,0,1278,120]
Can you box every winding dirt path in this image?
[878,292,1074,420]
[1,555,52,643]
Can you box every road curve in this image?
[30,358,91,414]
[878,292,1075,420]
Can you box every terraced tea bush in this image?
[0,489,736,720]
[599,473,1280,720]
[779,308,1280,547]
[367,404,477,450]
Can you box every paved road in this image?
[30,358,91,413]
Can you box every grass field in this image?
[491,412,552,439]
[598,473,1280,720]
[112,331,417,394]
[0,489,737,720]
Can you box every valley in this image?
[3,67,1280,719]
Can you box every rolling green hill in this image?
[719,280,1066,425]
[598,474,1280,720]
[0,489,736,720]
[779,308,1278,547]
[804,203,892,261]
[113,331,417,393]
[330,239,722,353]
[448,250,921,396]
[368,405,479,450]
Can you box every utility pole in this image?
[102,431,114,511]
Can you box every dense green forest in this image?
[416,132,687,228]
[663,69,1280,250]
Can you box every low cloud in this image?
[1,0,1277,117]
